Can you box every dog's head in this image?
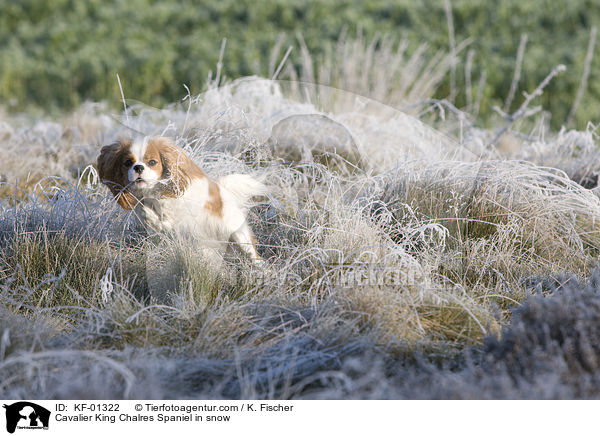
[97,136,205,209]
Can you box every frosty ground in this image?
[2,75,600,399]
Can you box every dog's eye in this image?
[148,159,157,166]
[124,159,133,168]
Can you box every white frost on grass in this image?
[1,77,600,399]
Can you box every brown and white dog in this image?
[97,136,265,263]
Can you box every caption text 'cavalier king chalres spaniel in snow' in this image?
[97,136,266,264]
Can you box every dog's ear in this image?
[97,140,138,210]
[153,137,206,196]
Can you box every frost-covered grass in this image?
[2,76,600,399]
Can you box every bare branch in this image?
[567,26,597,126]
[487,64,566,148]
[465,49,475,112]
[444,0,457,102]
[504,34,528,113]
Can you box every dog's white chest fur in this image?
[138,178,251,252]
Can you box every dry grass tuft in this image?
[1,38,600,398]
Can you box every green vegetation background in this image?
[1,0,598,129]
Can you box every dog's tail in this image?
[218,174,268,208]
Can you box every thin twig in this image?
[272,46,294,80]
[487,64,566,148]
[402,98,472,127]
[215,38,227,87]
[465,49,475,112]
[268,33,286,77]
[504,34,528,113]
[568,26,597,126]
[444,0,457,102]
[181,84,192,136]
[473,69,486,117]
[116,73,129,123]
[296,32,315,83]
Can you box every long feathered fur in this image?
[218,174,268,210]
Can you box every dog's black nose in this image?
[133,164,144,174]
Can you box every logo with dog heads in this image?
[3,402,50,433]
